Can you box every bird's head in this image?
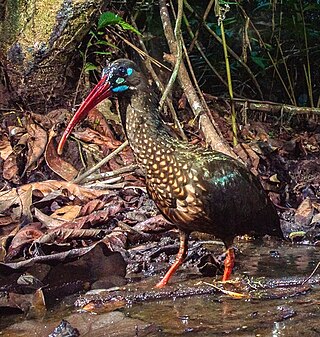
[57,59,142,155]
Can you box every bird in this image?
[58,59,284,288]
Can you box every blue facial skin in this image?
[112,85,129,92]
[109,66,134,93]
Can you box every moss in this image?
[0,0,23,45]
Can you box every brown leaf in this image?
[61,207,123,230]
[102,230,127,251]
[80,199,105,216]
[87,108,120,144]
[0,292,34,314]
[45,129,78,181]
[51,205,81,221]
[0,215,14,227]
[31,288,47,317]
[0,136,13,160]
[73,128,121,150]
[34,208,65,229]
[3,152,19,182]
[19,186,33,225]
[36,228,106,244]
[0,189,21,213]
[0,242,120,272]
[0,187,33,224]
[0,182,112,230]
[30,109,69,130]
[22,123,48,176]
[19,180,111,201]
[119,147,135,166]
[133,215,172,233]
[6,223,44,261]
[295,197,314,227]
[234,143,260,174]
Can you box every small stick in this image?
[82,164,139,183]
[72,141,128,184]
[302,261,320,285]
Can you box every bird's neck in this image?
[118,89,174,167]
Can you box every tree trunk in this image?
[0,0,109,113]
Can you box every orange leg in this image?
[155,230,189,288]
[222,247,235,282]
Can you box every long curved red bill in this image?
[57,74,111,155]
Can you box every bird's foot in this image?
[216,277,242,286]
[155,279,168,289]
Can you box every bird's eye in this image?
[118,66,127,76]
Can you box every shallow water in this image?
[1,242,319,336]
[125,242,320,336]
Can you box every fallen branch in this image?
[204,94,320,116]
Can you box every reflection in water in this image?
[272,321,285,337]
[126,243,320,336]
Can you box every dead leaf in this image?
[80,199,105,216]
[22,123,48,176]
[87,108,120,145]
[36,228,106,244]
[6,223,44,261]
[234,143,260,174]
[73,128,121,150]
[0,187,33,225]
[0,189,21,213]
[269,174,281,183]
[3,152,19,182]
[60,207,124,230]
[19,180,111,201]
[45,129,78,181]
[34,208,65,229]
[102,229,127,251]
[0,292,34,314]
[0,241,123,273]
[30,288,47,317]
[295,197,314,227]
[0,215,15,227]
[51,205,81,221]
[30,109,69,130]
[0,136,13,160]
[19,186,33,225]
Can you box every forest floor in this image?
[0,95,319,335]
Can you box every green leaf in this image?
[118,21,141,35]
[251,54,268,70]
[84,62,98,72]
[98,12,122,30]
[95,40,119,49]
[93,51,112,55]
[97,11,141,35]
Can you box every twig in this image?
[237,5,294,105]
[188,0,214,52]
[81,164,139,183]
[302,262,320,285]
[204,94,320,116]
[159,0,183,109]
[159,0,236,158]
[184,0,263,100]
[111,29,170,71]
[129,17,187,140]
[217,3,238,146]
[72,141,128,184]
[182,13,229,91]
